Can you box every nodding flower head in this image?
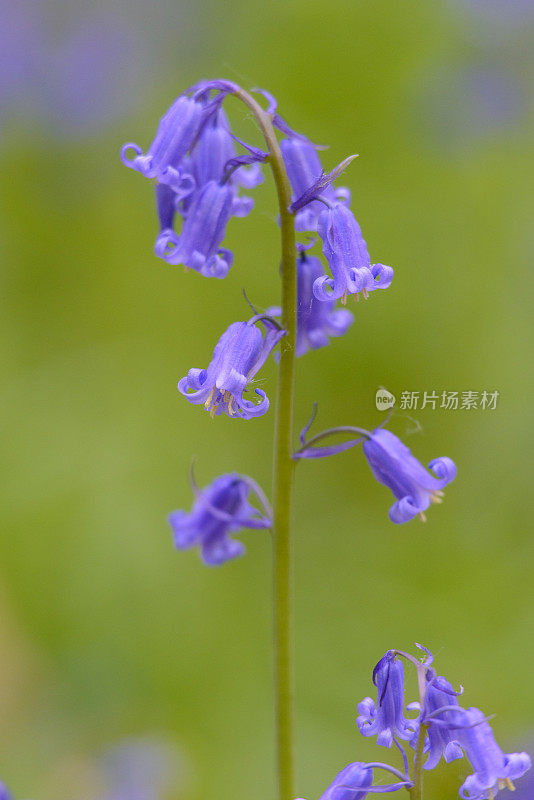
[178,315,285,420]
[362,428,457,524]
[318,762,373,800]
[409,671,464,771]
[168,473,271,566]
[121,93,203,195]
[314,204,393,304]
[450,707,531,800]
[356,651,416,748]
[154,179,238,278]
[0,782,11,800]
[280,137,350,232]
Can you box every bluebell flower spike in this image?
[178,315,285,419]
[168,472,271,566]
[314,204,394,304]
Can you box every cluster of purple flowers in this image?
[122,79,393,366]
[122,79,265,279]
[118,79,458,566]
[300,645,530,800]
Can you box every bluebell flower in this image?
[0,781,10,800]
[295,253,354,355]
[101,737,179,800]
[408,671,463,770]
[280,137,350,232]
[269,251,353,357]
[314,204,394,304]
[357,651,416,747]
[186,108,263,193]
[154,179,238,278]
[451,707,531,800]
[317,762,373,800]
[178,315,285,419]
[121,93,203,195]
[362,429,457,523]
[297,759,413,799]
[294,418,456,523]
[168,473,271,566]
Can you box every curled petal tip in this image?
[120,141,143,168]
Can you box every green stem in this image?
[409,723,428,800]
[233,87,297,800]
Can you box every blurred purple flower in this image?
[416,65,526,154]
[47,17,149,136]
[178,315,285,419]
[0,780,11,800]
[100,737,179,800]
[0,5,151,137]
[448,0,534,29]
[168,473,271,566]
[0,4,41,107]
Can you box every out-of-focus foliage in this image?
[1,1,533,799]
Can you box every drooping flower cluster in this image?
[121,80,394,364]
[122,80,265,278]
[295,414,457,523]
[299,645,531,800]
[120,81,456,579]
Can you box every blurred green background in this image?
[1,0,533,798]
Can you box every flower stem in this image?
[233,87,297,800]
[409,723,428,800]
